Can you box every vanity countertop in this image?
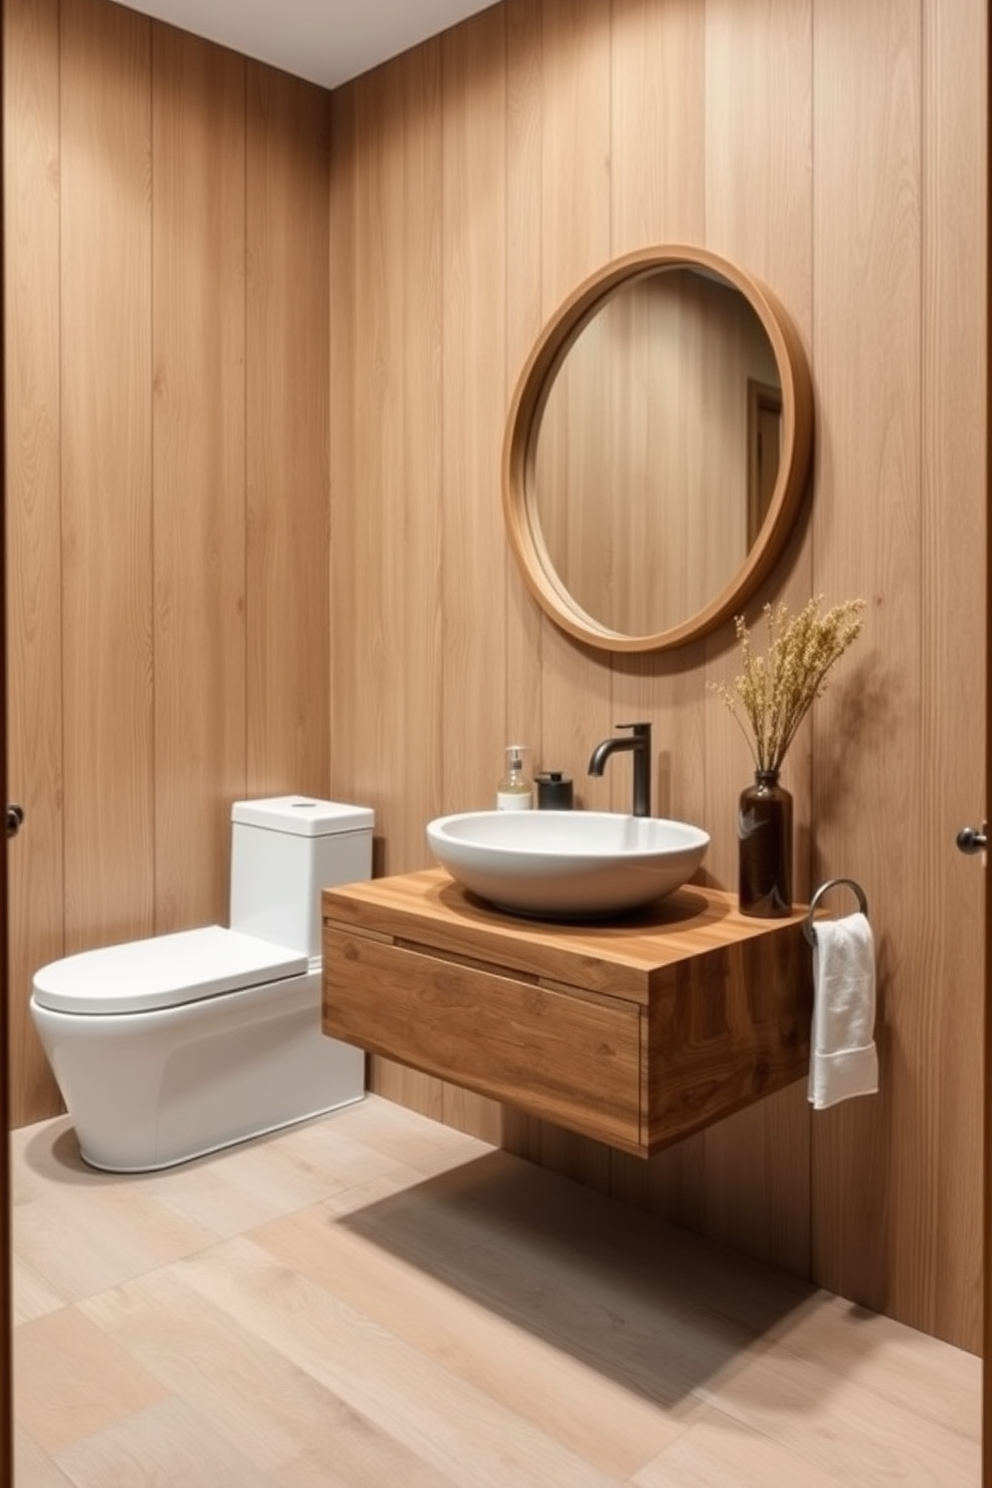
[322,867,810,1007]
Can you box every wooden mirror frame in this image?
[501,244,814,653]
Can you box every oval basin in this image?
[426,810,709,919]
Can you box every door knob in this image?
[956,823,987,854]
[6,804,24,839]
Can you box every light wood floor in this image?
[11,1095,981,1486]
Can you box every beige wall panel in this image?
[610,0,706,247]
[330,51,446,1106]
[688,0,815,1280]
[503,0,545,754]
[497,0,557,1153]
[328,83,362,810]
[60,0,155,949]
[2,0,980,1357]
[607,0,710,949]
[440,7,507,818]
[331,51,444,877]
[916,0,986,1351]
[329,0,986,1334]
[810,0,979,1346]
[808,0,984,1350]
[438,11,511,1138]
[534,0,614,800]
[151,27,247,930]
[328,76,358,809]
[7,0,339,1123]
[4,0,63,1123]
[245,64,331,800]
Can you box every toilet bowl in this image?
[29,795,373,1172]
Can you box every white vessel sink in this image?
[426,810,710,919]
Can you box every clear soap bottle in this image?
[496,744,533,810]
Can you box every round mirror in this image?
[502,245,813,652]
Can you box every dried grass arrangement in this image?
[711,596,866,774]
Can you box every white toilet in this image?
[29,795,373,1173]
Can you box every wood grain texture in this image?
[328,47,443,875]
[326,0,985,1348]
[245,63,331,799]
[2,0,985,1360]
[5,0,336,1123]
[324,929,644,1150]
[60,0,154,950]
[323,872,813,1155]
[3,0,63,1125]
[810,0,984,1351]
[152,26,247,930]
[0,1,10,1464]
[916,0,986,1354]
[13,1099,981,1486]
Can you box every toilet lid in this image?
[32,926,308,1015]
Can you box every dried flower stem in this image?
[710,597,865,773]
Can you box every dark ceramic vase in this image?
[738,769,793,917]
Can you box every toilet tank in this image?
[229,796,374,958]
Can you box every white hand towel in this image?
[807,911,878,1110]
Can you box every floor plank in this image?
[12,1096,981,1486]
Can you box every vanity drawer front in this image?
[323,929,642,1150]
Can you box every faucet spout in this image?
[587,722,652,818]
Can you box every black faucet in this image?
[587,722,652,818]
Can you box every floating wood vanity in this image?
[321,869,813,1158]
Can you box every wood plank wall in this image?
[4,0,332,1120]
[3,0,986,1356]
[329,0,987,1352]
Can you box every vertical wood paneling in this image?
[604,0,711,1219]
[60,0,154,949]
[522,0,615,1188]
[917,0,986,1351]
[330,50,443,879]
[690,0,815,1278]
[245,64,331,799]
[813,0,985,1350]
[497,0,552,1161]
[439,10,510,1144]
[152,27,246,930]
[503,0,544,763]
[536,1,614,830]
[611,0,706,247]
[330,48,446,1117]
[440,9,507,817]
[4,0,986,1359]
[6,0,334,1125]
[811,0,928,1326]
[4,0,62,1122]
[327,0,985,1350]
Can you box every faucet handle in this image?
[615,721,651,736]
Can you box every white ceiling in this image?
[115,0,497,90]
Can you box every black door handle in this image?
[956,823,987,854]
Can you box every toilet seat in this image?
[32,926,307,1016]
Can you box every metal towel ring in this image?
[803,876,869,946]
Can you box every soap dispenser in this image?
[497,744,533,810]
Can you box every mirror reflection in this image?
[532,267,782,637]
